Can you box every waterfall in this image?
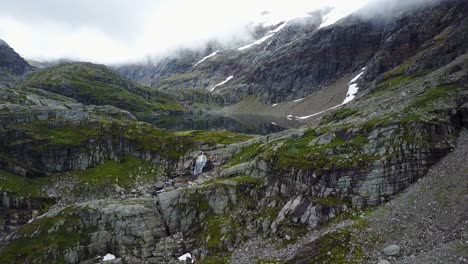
[193,154,207,176]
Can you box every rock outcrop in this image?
[0,39,34,76]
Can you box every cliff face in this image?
[0,39,34,76]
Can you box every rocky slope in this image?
[0,0,468,263]
[0,39,34,81]
[19,62,183,116]
[118,0,467,115]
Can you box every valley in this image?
[0,0,467,263]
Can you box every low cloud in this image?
[0,0,440,64]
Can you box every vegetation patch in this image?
[407,84,459,110]
[68,155,161,190]
[285,229,363,264]
[368,75,415,98]
[225,142,263,167]
[197,214,241,250]
[256,258,281,264]
[0,206,90,263]
[321,108,359,124]
[273,129,376,172]
[21,62,183,115]
[313,197,348,206]
[0,170,49,197]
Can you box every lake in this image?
[141,114,302,135]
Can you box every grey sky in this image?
[0,0,437,64]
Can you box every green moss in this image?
[0,206,90,264]
[286,229,363,264]
[383,61,412,80]
[278,221,309,246]
[312,197,348,206]
[187,130,253,146]
[273,129,375,172]
[321,108,359,124]
[26,120,98,147]
[203,175,263,188]
[256,258,281,264]
[321,209,362,229]
[368,75,415,98]
[258,206,282,221]
[198,255,230,264]
[225,143,263,167]
[0,170,49,197]
[229,175,263,185]
[198,214,240,250]
[21,62,183,115]
[67,156,161,190]
[407,84,459,109]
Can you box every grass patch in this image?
[197,214,241,250]
[285,229,363,264]
[368,75,415,98]
[67,156,161,190]
[225,143,263,167]
[0,170,49,197]
[198,255,230,264]
[407,84,459,109]
[321,108,359,124]
[313,197,348,206]
[273,129,376,172]
[21,62,183,115]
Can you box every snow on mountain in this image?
[343,67,366,104]
[210,75,234,92]
[238,34,276,51]
[194,49,220,66]
[318,4,365,29]
[294,67,366,120]
[102,254,116,261]
[178,253,194,263]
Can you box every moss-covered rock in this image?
[20,62,183,115]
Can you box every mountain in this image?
[19,62,183,116]
[0,0,468,263]
[117,0,468,118]
[0,39,34,79]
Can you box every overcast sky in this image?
[0,0,370,64]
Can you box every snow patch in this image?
[238,20,290,51]
[178,253,194,263]
[295,105,341,120]
[292,67,366,120]
[271,122,278,126]
[269,22,288,33]
[103,253,116,261]
[194,50,220,66]
[272,103,278,107]
[343,67,366,104]
[319,5,363,29]
[27,213,47,223]
[238,34,275,51]
[210,76,234,92]
[293,98,304,102]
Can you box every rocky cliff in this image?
[0,39,34,80]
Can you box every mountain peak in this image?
[0,39,10,47]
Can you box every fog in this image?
[0,0,442,64]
